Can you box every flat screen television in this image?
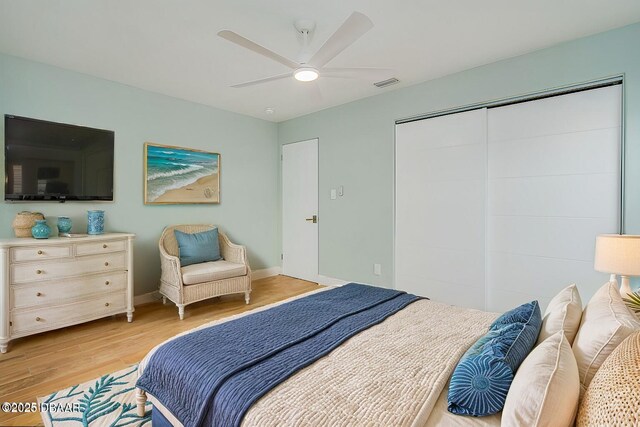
[4,115,114,201]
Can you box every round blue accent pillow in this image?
[448,354,513,416]
[447,300,542,416]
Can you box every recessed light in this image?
[265,107,275,114]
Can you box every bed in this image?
[135,284,504,426]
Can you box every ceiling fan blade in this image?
[231,73,291,88]
[218,30,299,70]
[321,67,393,80]
[309,12,373,68]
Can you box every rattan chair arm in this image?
[159,238,183,288]
[220,232,248,266]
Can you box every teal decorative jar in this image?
[31,220,51,239]
[57,216,72,235]
[87,210,105,235]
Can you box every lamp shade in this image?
[594,234,640,276]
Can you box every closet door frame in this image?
[393,75,625,306]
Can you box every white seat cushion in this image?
[181,260,247,285]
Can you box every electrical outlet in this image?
[373,263,381,276]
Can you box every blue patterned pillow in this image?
[448,301,542,416]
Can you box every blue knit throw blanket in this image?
[136,283,420,427]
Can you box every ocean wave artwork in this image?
[144,143,220,204]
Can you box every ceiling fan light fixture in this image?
[294,67,319,82]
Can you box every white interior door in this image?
[282,139,319,282]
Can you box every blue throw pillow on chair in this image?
[174,228,221,267]
[447,300,542,416]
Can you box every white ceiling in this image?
[0,1,639,122]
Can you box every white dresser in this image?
[0,233,135,353]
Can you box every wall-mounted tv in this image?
[4,115,114,202]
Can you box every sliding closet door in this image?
[486,86,621,312]
[395,109,487,309]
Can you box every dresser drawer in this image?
[75,239,126,256]
[11,246,72,262]
[11,292,126,335]
[12,272,127,309]
[11,252,127,284]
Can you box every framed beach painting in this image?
[144,142,220,204]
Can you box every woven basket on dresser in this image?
[12,211,45,237]
[576,330,640,426]
[158,224,251,320]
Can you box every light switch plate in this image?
[330,189,337,200]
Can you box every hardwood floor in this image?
[0,275,321,426]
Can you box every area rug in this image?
[38,365,152,426]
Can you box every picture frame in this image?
[144,142,220,204]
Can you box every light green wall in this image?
[0,53,280,296]
[278,23,640,288]
[2,22,638,295]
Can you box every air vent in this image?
[374,77,399,88]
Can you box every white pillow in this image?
[537,283,582,346]
[572,282,640,396]
[503,331,579,427]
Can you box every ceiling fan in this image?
[217,12,391,88]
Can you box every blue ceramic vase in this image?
[57,216,72,234]
[87,210,105,235]
[31,220,51,239]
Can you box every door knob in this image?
[305,215,317,224]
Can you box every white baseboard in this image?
[134,291,161,305]
[252,267,282,281]
[316,275,351,286]
[251,267,350,286]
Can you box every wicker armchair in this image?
[158,224,251,319]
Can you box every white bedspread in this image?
[139,289,500,426]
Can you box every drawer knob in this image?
[104,262,109,266]
[103,244,108,248]
[36,269,43,274]
[37,250,43,255]
[36,292,42,297]
[105,302,110,307]
[105,281,110,285]
[35,317,41,321]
